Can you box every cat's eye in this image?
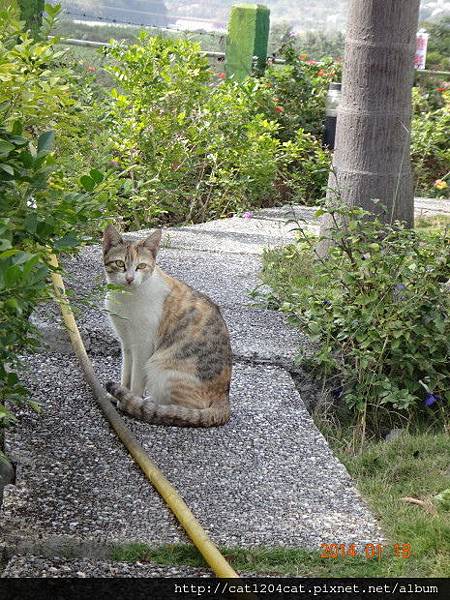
[136,263,147,270]
[115,260,125,269]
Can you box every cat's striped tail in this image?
[105,382,230,427]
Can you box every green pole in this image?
[225,3,270,81]
[17,0,45,37]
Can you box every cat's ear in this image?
[103,224,123,254]
[141,229,162,258]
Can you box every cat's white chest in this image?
[105,273,169,354]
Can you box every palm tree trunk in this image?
[323,0,420,231]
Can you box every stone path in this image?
[3,556,211,578]
[2,197,444,577]
[414,197,450,217]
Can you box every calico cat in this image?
[103,224,232,427]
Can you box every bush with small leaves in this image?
[0,7,108,431]
[262,203,449,433]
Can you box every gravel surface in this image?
[3,555,211,577]
[33,306,309,369]
[126,218,302,256]
[414,197,450,216]
[1,354,383,553]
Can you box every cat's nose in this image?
[125,274,134,284]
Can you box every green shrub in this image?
[0,7,107,430]
[277,129,330,204]
[259,45,342,142]
[411,88,450,199]
[103,34,332,228]
[262,203,449,432]
[105,34,280,226]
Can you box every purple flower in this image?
[332,386,343,400]
[242,211,254,219]
[424,393,441,407]
[393,283,407,301]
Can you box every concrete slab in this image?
[32,243,305,368]
[253,205,320,224]
[126,211,321,256]
[1,354,383,552]
[33,304,309,371]
[414,197,450,217]
[253,197,450,228]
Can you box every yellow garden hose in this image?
[48,253,239,579]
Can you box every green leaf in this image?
[12,251,33,266]
[0,405,14,422]
[19,150,33,168]
[5,298,21,314]
[53,232,79,250]
[28,400,42,414]
[308,322,321,335]
[0,140,15,154]
[0,164,14,175]
[12,121,23,135]
[45,3,61,18]
[0,239,12,252]
[23,212,38,234]
[37,131,55,155]
[4,265,21,287]
[80,175,95,192]
[89,168,104,184]
[0,248,18,259]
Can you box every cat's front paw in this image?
[106,380,128,409]
[106,381,120,409]
[106,380,121,397]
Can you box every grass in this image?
[415,213,450,232]
[335,431,450,577]
[111,214,449,577]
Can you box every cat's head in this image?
[102,225,162,288]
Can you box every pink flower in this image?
[242,211,254,219]
[217,72,226,79]
[275,105,285,113]
[86,65,96,73]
